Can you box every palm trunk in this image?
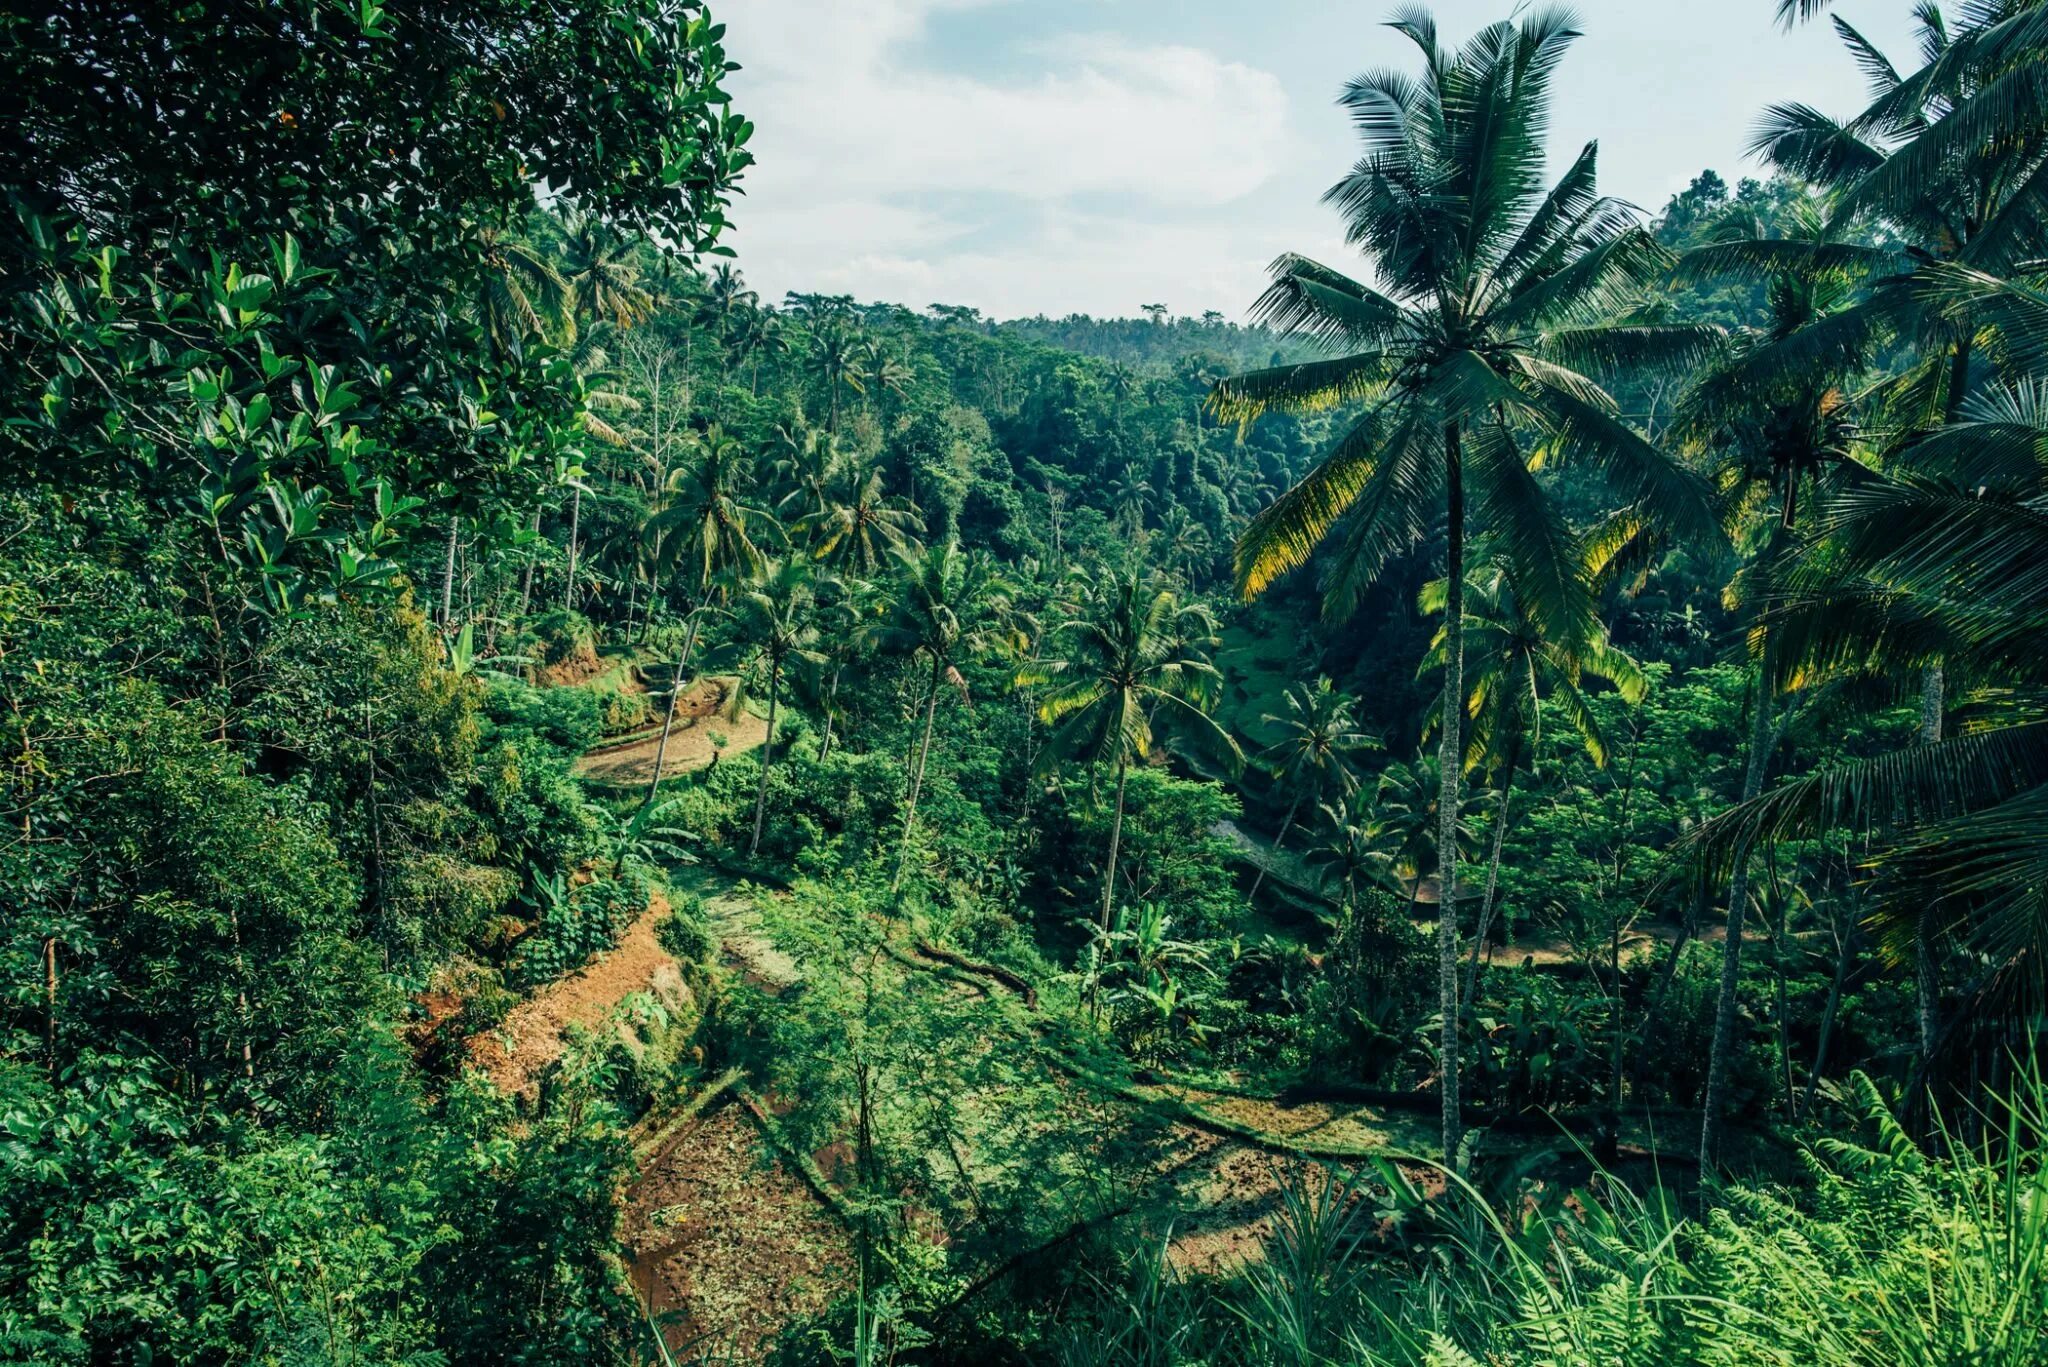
[1092,757,1131,1021]
[1435,420,1466,1165]
[748,662,779,856]
[1800,920,1856,1122]
[1915,662,1944,1064]
[517,509,540,621]
[819,666,843,763]
[562,487,582,613]
[1247,793,1303,901]
[640,613,701,812]
[1461,753,1519,1022]
[1699,627,1778,1169]
[893,658,945,891]
[439,514,460,630]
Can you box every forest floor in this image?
[574,676,769,788]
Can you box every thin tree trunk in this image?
[1462,751,1519,1022]
[44,935,58,1074]
[517,509,540,621]
[562,488,582,613]
[1700,628,1778,1170]
[1090,758,1132,1022]
[819,666,843,763]
[748,663,779,856]
[1915,662,1943,1064]
[894,658,945,891]
[1771,870,1795,1119]
[1247,793,1303,901]
[1800,920,1856,1122]
[641,613,701,814]
[439,513,460,630]
[1436,420,1466,1165]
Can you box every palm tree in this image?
[636,426,774,813]
[770,419,838,523]
[1308,791,1390,909]
[474,225,569,357]
[1210,9,1713,1159]
[1021,573,1243,1003]
[810,321,866,433]
[733,309,788,396]
[557,208,653,329]
[1419,558,1646,1011]
[1249,678,1376,900]
[796,462,925,575]
[860,336,914,422]
[719,558,825,857]
[1672,201,1875,1168]
[696,264,757,395]
[868,539,1024,889]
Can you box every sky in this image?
[717,1,1925,322]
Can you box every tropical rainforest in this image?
[3,1,2047,1363]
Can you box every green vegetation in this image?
[4,1,2048,1363]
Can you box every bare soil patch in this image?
[575,678,769,787]
[623,1102,852,1357]
[469,890,689,1099]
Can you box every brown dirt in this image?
[538,639,605,687]
[469,890,689,1099]
[623,1101,852,1357]
[574,677,769,787]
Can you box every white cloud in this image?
[720,0,1299,318]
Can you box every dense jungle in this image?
[4,1,2048,1363]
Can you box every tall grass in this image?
[1060,1067,2048,1365]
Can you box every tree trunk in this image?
[1800,919,1856,1122]
[1462,751,1519,1022]
[1699,628,1778,1170]
[1091,757,1132,1021]
[893,658,945,891]
[562,487,582,614]
[439,513,460,630]
[748,663,779,856]
[641,613,701,814]
[516,508,540,621]
[819,666,843,763]
[1915,662,1943,1064]
[1435,419,1466,1165]
[1247,793,1303,901]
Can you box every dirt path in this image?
[575,677,768,787]
[469,891,690,1099]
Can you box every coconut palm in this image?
[810,320,866,433]
[1418,558,1647,1011]
[868,539,1025,889]
[770,418,839,522]
[717,558,825,857]
[556,208,654,330]
[1671,200,1878,1168]
[474,225,570,357]
[1249,678,1377,900]
[1210,8,1714,1159]
[860,336,914,421]
[1021,573,1244,1006]
[636,426,775,814]
[797,462,925,575]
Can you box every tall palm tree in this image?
[1249,678,1376,900]
[1210,8,1713,1159]
[474,225,569,357]
[733,308,788,396]
[1672,201,1875,1168]
[860,336,914,422]
[810,321,866,433]
[556,208,653,330]
[1418,558,1646,1009]
[869,539,1025,889]
[696,263,757,394]
[1023,576,1243,1002]
[636,426,774,813]
[796,462,925,575]
[770,419,838,523]
[720,558,825,857]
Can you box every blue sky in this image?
[719,1,1923,321]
